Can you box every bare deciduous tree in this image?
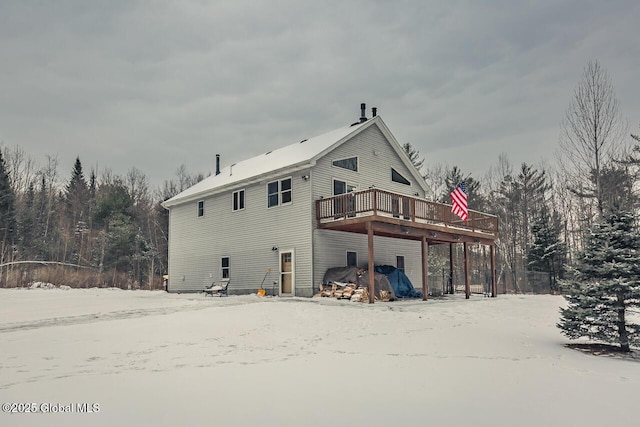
[559,60,627,217]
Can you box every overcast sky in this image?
[1,0,639,189]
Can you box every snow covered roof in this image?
[162,116,427,207]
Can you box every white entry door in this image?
[279,250,295,296]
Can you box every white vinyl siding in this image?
[167,171,314,295]
[312,125,422,203]
[314,229,422,290]
[311,124,425,289]
[167,122,425,296]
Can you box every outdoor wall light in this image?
[271,246,279,251]
[302,174,309,181]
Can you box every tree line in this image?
[0,60,638,297]
[0,150,205,288]
[405,60,639,295]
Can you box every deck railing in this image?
[316,188,498,235]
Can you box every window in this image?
[281,178,292,204]
[332,157,358,172]
[267,178,292,208]
[221,257,230,279]
[197,200,204,217]
[268,181,279,208]
[396,256,405,272]
[347,251,358,267]
[391,168,411,185]
[233,189,245,211]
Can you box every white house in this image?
[162,105,498,300]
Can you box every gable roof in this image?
[162,116,429,208]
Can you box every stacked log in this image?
[316,282,387,303]
[317,282,371,302]
[349,287,369,302]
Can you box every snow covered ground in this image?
[1,288,638,427]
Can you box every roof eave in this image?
[162,160,315,208]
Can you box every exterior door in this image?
[280,250,294,295]
[333,179,357,218]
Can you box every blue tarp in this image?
[374,265,423,299]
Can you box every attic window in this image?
[332,157,358,172]
[391,168,411,185]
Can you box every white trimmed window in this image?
[232,189,245,211]
[391,168,411,185]
[197,200,204,217]
[396,255,405,272]
[332,156,358,172]
[267,177,292,208]
[221,257,230,279]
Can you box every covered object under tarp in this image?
[322,266,396,300]
[375,265,423,299]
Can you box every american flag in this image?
[450,181,468,221]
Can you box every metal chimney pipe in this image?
[215,154,220,176]
[360,103,367,123]
[372,107,377,117]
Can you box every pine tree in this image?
[65,157,89,224]
[17,181,37,259]
[557,209,640,352]
[442,166,486,211]
[528,208,565,292]
[0,151,17,256]
[402,143,424,172]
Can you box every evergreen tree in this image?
[17,181,37,259]
[65,157,89,224]
[528,208,565,292]
[402,143,424,172]
[442,166,486,211]
[0,150,17,257]
[558,209,640,352]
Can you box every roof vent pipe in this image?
[372,107,377,117]
[215,154,220,176]
[359,103,367,123]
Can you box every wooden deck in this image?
[315,188,499,303]
[316,188,498,245]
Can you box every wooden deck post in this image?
[367,221,375,304]
[421,236,428,301]
[449,243,454,294]
[372,189,377,216]
[464,242,470,299]
[490,244,497,297]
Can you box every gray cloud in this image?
[1,0,639,188]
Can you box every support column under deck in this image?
[421,237,428,301]
[367,222,375,304]
[449,243,454,294]
[464,242,470,299]
[490,244,497,297]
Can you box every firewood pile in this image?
[315,282,391,302]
